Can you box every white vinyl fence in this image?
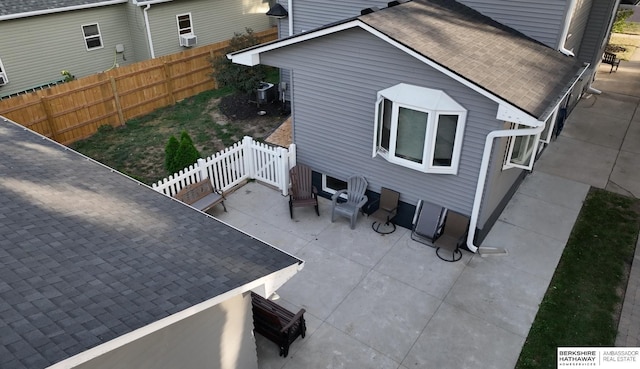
[153,136,296,197]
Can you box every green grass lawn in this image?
[516,189,640,368]
[608,33,640,61]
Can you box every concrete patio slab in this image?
[621,114,640,154]
[480,220,566,281]
[445,258,550,338]
[515,171,588,211]
[311,221,406,268]
[609,150,640,198]
[534,135,618,189]
[326,270,440,362]
[375,232,470,299]
[280,323,400,369]
[498,191,582,243]
[561,107,632,149]
[275,244,368,320]
[403,302,525,369]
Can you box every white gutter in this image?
[288,0,293,36]
[132,0,173,59]
[558,0,577,56]
[467,64,591,254]
[0,0,128,21]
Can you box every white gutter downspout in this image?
[288,0,293,36]
[132,0,173,59]
[466,126,544,254]
[558,0,577,56]
[467,64,591,254]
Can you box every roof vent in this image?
[360,7,380,15]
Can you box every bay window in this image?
[373,84,466,174]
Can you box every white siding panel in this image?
[262,28,503,215]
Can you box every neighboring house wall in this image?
[456,0,567,48]
[142,0,272,58]
[72,293,258,369]
[0,5,134,97]
[261,28,504,217]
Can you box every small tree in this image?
[164,131,201,175]
[212,28,268,94]
[164,135,180,174]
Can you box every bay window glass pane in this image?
[433,114,458,166]
[396,107,428,163]
[378,98,392,152]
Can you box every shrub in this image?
[164,131,201,175]
[164,135,180,174]
[211,28,268,94]
[612,9,634,33]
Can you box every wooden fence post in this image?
[163,62,176,105]
[40,97,60,143]
[110,77,125,126]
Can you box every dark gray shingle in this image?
[0,119,301,369]
[359,0,584,118]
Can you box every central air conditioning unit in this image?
[179,34,197,47]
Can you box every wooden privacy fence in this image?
[153,136,296,198]
[0,28,277,145]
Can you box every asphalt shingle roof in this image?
[0,0,121,17]
[0,118,301,369]
[358,0,584,118]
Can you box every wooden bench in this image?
[250,292,306,357]
[174,179,227,213]
[603,51,621,73]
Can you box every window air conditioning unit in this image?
[179,34,197,47]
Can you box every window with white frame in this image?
[503,123,540,170]
[373,83,467,174]
[176,13,194,35]
[0,58,8,85]
[321,174,347,199]
[82,23,103,50]
[539,108,559,144]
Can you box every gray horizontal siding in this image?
[564,0,593,54]
[578,0,616,66]
[457,0,567,48]
[147,0,273,58]
[262,28,503,216]
[276,0,389,36]
[0,5,134,97]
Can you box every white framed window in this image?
[321,174,347,199]
[539,108,559,144]
[82,23,103,50]
[176,13,194,35]
[503,123,540,170]
[372,83,466,174]
[0,58,8,85]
